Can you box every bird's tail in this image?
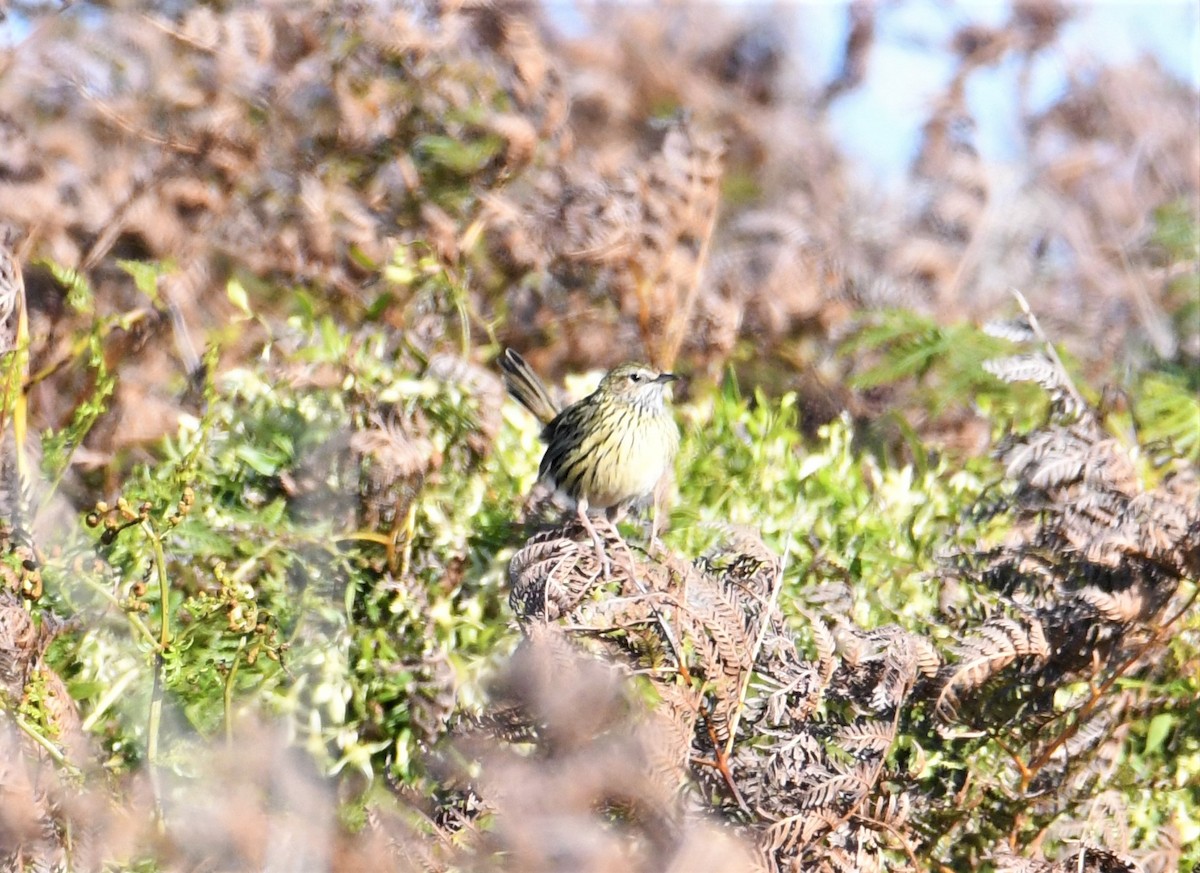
[500,348,560,426]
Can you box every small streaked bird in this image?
[500,348,680,561]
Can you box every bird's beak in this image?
[656,373,679,384]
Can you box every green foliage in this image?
[666,360,1200,868]
[842,308,1054,431]
[1149,198,1200,390]
[40,259,95,314]
[417,132,505,177]
[1133,371,1200,464]
[843,304,1200,472]
[1121,627,1200,856]
[1,0,1194,865]
[118,259,167,304]
[10,258,1197,871]
[1151,198,1200,262]
[34,318,527,795]
[37,332,116,499]
[670,386,997,635]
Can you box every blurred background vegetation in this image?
[0,2,1196,871]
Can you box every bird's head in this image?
[599,363,679,408]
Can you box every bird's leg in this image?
[575,499,611,578]
[648,502,662,552]
[649,474,670,552]
[604,506,640,583]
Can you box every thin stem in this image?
[14,714,81,777]
[143,521,172,650]
[1010,289,1088,414]
[142,518,173,832]
[80,665,140,732]
[1019,585,1198,792]
[855,811,921,870]
[146,651,166,833]
[225,636,247,747]
[76,573,161,651]
[805,701,906,851]
[702,716,750,814]
[660,142,722,371]
[228,538,281,584]
[724,532,792,759]
[611,524,693,685]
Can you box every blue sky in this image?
[794,0,1200,183]
[4,2,1195,186]
[547,1,1198,184]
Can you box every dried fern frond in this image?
[984,353,1072,396]
[935,614,1049,722]
[994,848,1140,873]
[982,316,1036,344]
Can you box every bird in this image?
[499,348,680,567]
[0,239,22,348]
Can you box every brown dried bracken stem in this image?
[610,523,694,685]
[723,531,789,760]
[696,715,750,814]
[1019,585,1200,793]
[1010,289,1088,415]
[658,181,721,371]
[70,77,201,155]
[804,702,906,851]
[856,811,921,870]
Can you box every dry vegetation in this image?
[1,2,1198,872]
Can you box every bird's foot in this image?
[576,506,612,578]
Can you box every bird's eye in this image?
[629,372,643,383]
